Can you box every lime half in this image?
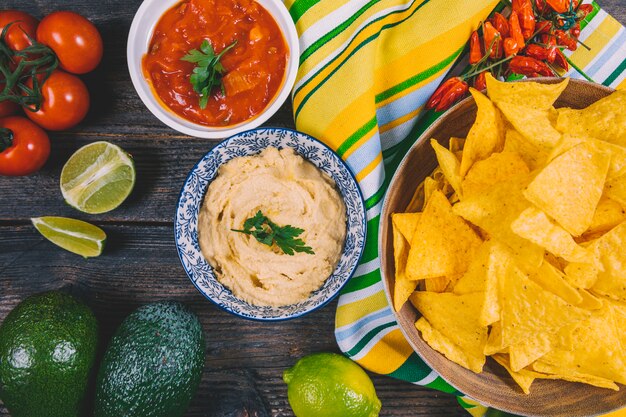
[32,216,106,258]
[283,352,381,417]
[61,141,135,214]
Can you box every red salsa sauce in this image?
[143,0,288,126]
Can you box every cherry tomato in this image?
[36,11,103,74]
[24,70,90,131]
[0,10,38,51]
[0,116,50,176]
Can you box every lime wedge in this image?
[61,141,135,214]
[32,216,106,258]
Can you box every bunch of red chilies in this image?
[427,0,593,112]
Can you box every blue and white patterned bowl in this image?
[175,128,367,321]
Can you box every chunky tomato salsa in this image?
[142,0,288,127]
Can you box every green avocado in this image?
[0,291,98,417]
[95,301,205,417]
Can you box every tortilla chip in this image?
[590,222,626,302]
[449,137,466,153]
[584,196,626,238]
[462,151,529,198]
[503,129,548,170]
[459,88,506,177]
[410,291,488,372]
[422,177,440,209]
[424,276,451,293]
[509,332,553,372]
[484,321,505,355]
[538,304,626,385]
[609,299,626,351]
[499,261,591,349]
[577,289,604,310]
[549,134,626,181]
[511,207,593,263]
[392,219,417,311]
[453,240,514,326]
[485,73,569,110]
[556,90,626,147]
[523,142,610,236]
[564,261,599,290]
[406,191,482,281]
[415,317,473,371]
[392,212,421,243]
[431,139,462,197]
[527,260,583,306]
[532,361,620,390]
[605,172,626,207]
[406,181,425,213]
[453,177,544,267]
[497,103,562,150]
[492,353,541,394]
[508,323,576,372]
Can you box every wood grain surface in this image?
[1,1,624,416]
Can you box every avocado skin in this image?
[0,291,98,417]
[95,301,205,417]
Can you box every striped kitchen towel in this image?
[286,0,626,415]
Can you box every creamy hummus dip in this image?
[198,147,347,307]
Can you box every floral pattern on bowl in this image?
[175,127,367,321]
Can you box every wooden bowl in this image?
[379,78,621,417]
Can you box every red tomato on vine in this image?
[0,10,38,51]
[0,116,50,176]
[24,70,90,131]
[36,11,103,74]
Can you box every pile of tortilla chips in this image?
[392,73,626,394]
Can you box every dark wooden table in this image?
[1,1,624,416]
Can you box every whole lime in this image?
[283,352,381,417]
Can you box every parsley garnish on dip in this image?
[232,210,315,255]
[198,147,347,307]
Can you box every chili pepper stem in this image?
[545,61,560,76]
[0,128,13,153]
[464,55,514,79]
[577,37,591,51]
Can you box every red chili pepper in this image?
[483,21,503,59]
[525,44,551,61]
[469,30,482,65]
[504,38,521,57]
[509,12,526,49]
[534,0,546,13]
[536,20,553,34]
[570,22,581,39]
[540,33,558,63]
[555,29,577,51]
[546,0,569,13]
[578,4,594,18]
[513,0,536,40]
[491,13,510,38]
[509,56,553,77]
[474,72,488,91]
[554,48,569,71]
[426,77,469,112]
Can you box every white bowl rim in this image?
[174,127,367,321]
[127,0,300,139]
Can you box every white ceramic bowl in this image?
[174,128,367,320]
[127,0,299,138]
